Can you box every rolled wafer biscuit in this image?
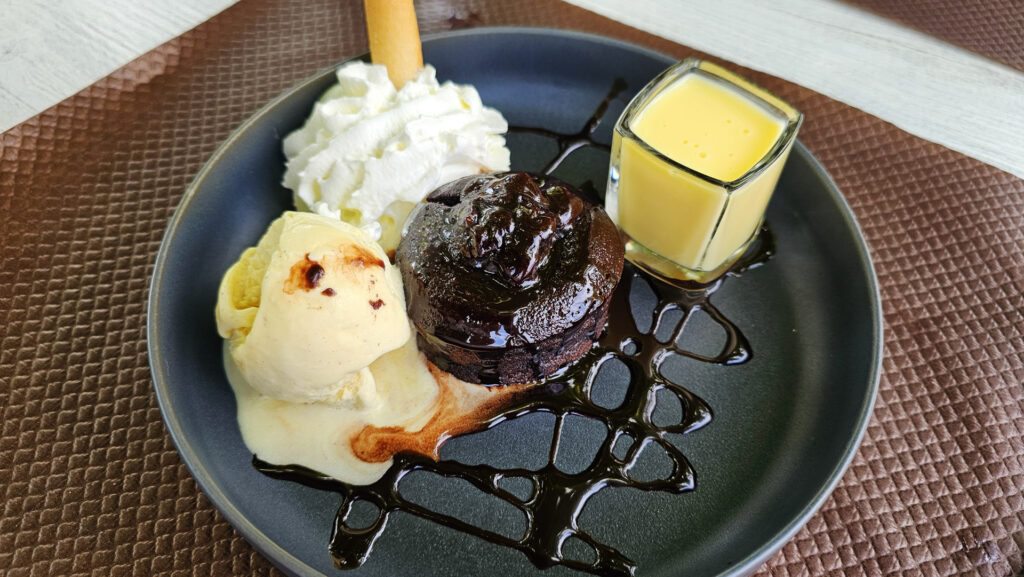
[364,0,423,88]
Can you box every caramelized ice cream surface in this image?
[215,211,408,406]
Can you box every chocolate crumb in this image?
[369,299,384,310]
[321,288,336,297]
[285,254,327,293]
[305,263,325,289]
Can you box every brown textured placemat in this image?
[843,0,1024,73]
[2,0,1023,575]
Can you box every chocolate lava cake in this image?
[396,172,624,385]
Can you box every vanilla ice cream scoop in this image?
[215,211,409,406]
[281,61,511,253]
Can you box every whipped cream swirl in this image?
[282,61,511,253]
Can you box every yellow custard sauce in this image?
[609,60,801,282]
[631,74,785,182]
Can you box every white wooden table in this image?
[2,0,1022,178]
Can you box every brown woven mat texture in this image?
[2,0,1023,575]
[843,0,1024,73]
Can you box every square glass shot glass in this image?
[606,59,802,286]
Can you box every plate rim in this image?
[147,26,883,577]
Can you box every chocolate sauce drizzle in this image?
[256,80,775,576]
[509,78,628,175]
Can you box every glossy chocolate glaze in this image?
[398,172,624,384]
[255,80,777,576]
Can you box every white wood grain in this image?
[2,0,1022,180]
[0,0,238,130]
[564,0,1024,179]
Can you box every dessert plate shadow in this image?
[148,28,882,577]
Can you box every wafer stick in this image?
[364,0,423,88]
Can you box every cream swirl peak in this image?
[282,61,511,253]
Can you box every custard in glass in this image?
[606,59,802,285]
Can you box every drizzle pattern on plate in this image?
[255,80,775,577]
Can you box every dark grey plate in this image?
[149,28,881,577]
